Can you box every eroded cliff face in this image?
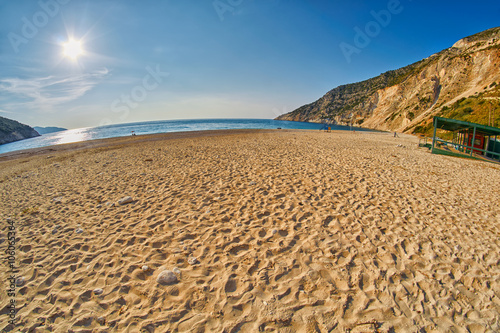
[276,27,500,133]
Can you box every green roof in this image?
[434,117,500,136]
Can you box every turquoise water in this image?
[0,118,364,154]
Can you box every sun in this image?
[63,39,83,60]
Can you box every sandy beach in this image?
[1,129,499,332]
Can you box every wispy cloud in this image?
[0,109,14,114]
[0,68,109,111]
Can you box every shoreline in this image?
[0,128,391,162]
[0,129,293,161]
[0,118,383,160]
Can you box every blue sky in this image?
[0,0,499,129]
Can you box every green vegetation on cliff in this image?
[412,85,500,136]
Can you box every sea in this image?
[0,118,365,155]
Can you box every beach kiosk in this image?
[431,117,500,162]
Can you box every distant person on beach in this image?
[394,132,399,138]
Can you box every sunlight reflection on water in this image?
[52,128,91,145]
[0,119,369,155]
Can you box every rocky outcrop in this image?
[0,116,40,145]
[276,27,500,134]
[33,126,67,135]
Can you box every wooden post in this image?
[461,131,464,152]
[464,131,468,152]
[495,136,498,161]
[431,117,438,153]
[470,126,477,156]
[459,131,463,152]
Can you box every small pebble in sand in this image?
[118,196,133,205]
[172,267,181,275]
[272,229,278,235]
[96,316,105,325]
[236,223,242,227]
[15,277,25,287]
[75,228,84,234]
[188,257,198,265]
[249,181,256,185]
[96,204,102,209]
[93,288,103,295]
[142,265,149,272]
[157,270,178,285]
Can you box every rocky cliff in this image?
[276,27,500,135]
[0,116,40,145]
[34,126,67,135]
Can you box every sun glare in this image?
[63,39,83,60]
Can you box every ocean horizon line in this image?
[0,118,371,155]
